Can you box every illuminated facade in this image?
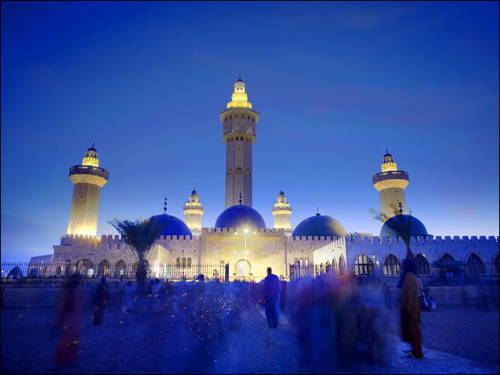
[66,146,109,236]
[372,151,409,222]
[34,79,498,282]
[220,78,259,208]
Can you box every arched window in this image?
[466,254,485,275]
[299,258,304,267]
[325,261,331,273]
[338,255,346,277]
[331,258,337,275]
[182,258,186,268]
[305,258,309,268]
[414,254,430,275]
[383,254,400,276]
[176,258,181,268]
[187,257,192,268]
[114,260,127,278]
[97,259,110,277]
[354,254,374,276]
[75,259,94,278]
[440,253,454,262]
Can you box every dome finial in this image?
[239,192,242,205]
[163,196,167,214]
[386,148,389,154]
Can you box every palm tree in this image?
[109,217,165,295]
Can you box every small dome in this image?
[191,189,197,195]
[292,213,347,238]
[151,214,192,237]
[215,204,266,230]
[380,215,428,237]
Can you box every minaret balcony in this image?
[372,170,409,190]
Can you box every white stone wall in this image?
[345,235,499,275]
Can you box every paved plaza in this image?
[1,301,498,374]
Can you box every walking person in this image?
[54,273,83,367]
[122,280,136,313]
[400,258,424,359]
[262,267,281,328]
[93,277,110,325]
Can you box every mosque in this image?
[29,79,499,282]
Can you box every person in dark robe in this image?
[54,273,83,367]
[93,277,110,325]
[400,258,424,359]
[262,267,281,328]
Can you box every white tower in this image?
[272,190,293,230]
[67,145,109,236]
[372,150,409,222]
[220,78,260,208]
[183,189,204,235]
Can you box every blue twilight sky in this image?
[1,1,498,262]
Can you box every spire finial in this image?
[386,148,389,154]
[163,196,167,214]
[239,192,242,205]
[316,206,320,216]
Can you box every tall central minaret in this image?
[220,78,260,208]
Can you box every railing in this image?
[0,261,227,282]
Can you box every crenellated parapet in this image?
[345,234,499,273]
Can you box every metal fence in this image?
[0,261,227,282]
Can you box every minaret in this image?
[372,150,409,222]
[272,190,292,230]
[220,77,260,208]
[183,189,203,235]
[67,144,109,236]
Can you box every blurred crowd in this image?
[286,272,394,372]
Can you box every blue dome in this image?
[292,213,347,238]
[152,214,192,238]
[380,214,428,237]
[215,204,266,230]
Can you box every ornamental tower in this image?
[272,190,292,230]
[220,78,260,208]
[372,150,409,222]
[183,189,204,235]
[67,144,109,236]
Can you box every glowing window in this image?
[354,254,374,276]
[383,254,400,276]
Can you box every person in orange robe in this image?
[400,258,424,359]
[54,273,83,367]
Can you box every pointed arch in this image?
[354,254,374,276]
[440,253,454,262]
[414,254,430,276]
[338,255,346,277]
[331,258,337,275]
[465,253,485,275]
[114,260,127,278]
[383,254,400,276]
[97,259,110,277]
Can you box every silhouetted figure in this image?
[54,273,83,367]
[400,258,424,359]
[122,280,135,313]
[1,284,6,309]
[93,277,110,325]
[263,267,280,328]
